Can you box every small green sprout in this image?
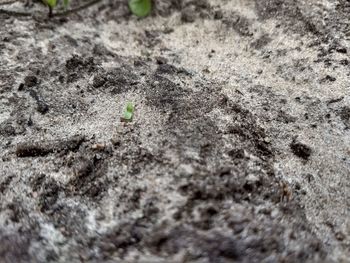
[121,102,135,122]
[42,0,69,16]
[43,0,57,9]
[128,0,152,18]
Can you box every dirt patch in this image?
[0,0,349,262]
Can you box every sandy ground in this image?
[0,0,350,262]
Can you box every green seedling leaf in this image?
[123,111,133,120]
[44,0,57,8]
[126,102,135,113]
[128,0,152,18]
[121,102,135,122]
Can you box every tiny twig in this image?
[52,0,103,17]
[0,8,31,16]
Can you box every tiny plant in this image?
[121,102,135,122]
[43,0,57,8]
[128,0,152,17]
[42,0,69,16]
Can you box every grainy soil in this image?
[0,0,350,262]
